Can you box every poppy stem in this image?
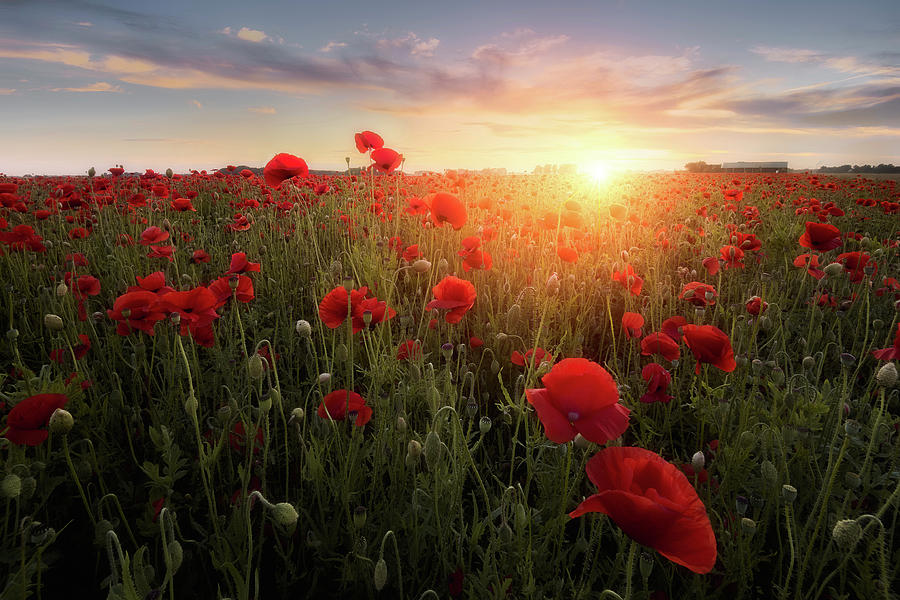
[60,434,97,527]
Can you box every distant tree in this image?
[684,161,722,173]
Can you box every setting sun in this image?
[585,163,612,184]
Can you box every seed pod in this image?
[374,558,388,590]
[44,314,64,331]
[782,484,797,504]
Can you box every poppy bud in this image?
[844,419,861,436]
[832,519,861,549]
[88,167,96,177]
[374,558,388,591]
[761,460,778,487]
[507,304,522,328]
[407,439,422,459]
[574,433,589,450]
[165,168,174,179]
[44,313,64,331]
[640,551,654,580]
[802,356,815,370]
[840,353,856,368]
[438,258,449,274]
[412,259,431,274]
[876,363,897,388]
[295,319,312,338]
[167,540,183,572]
[396,415,407,432]
[20,476,36,499]
[741,517,757,537]
[491,359,501,374]
[248,354,265,380]
[6,328,18,342]
[782,484,797,504]
[0,474,21,499]
[184,394,198,416]
[691,451,705,472]
[441,342,453,360]
[49,408,74,435]
[289,407,304,423]
[424,430,441,467]
[495,332,508,343]
[736,495,750,515]
[270,502,299,531]
[479,416,492,435]
[824,262,844,277]
[844,471,861,489]
[56,282,68,297]
[546,273,560,296]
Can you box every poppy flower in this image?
[370,148,402,174]
[170,197,196,212]
[679,282,717,308]
[640,363,672,404]
[355,131,384,153]
[701,257,720,276]
[72,274,100,299]
[229,421,264,455]
[107,291,167,336]
[318,286,395,334]
[109,167,124,177]
[191,249,211,264]
[396,340,423,361]
[147,245,176,261]
[402,244,421,262]
[426,192,467,230]
[569,446,717,574]
[835,251,875,283]
[872,323,900,361]
[622,312,644,339]
[209,275,255,306]
[158,287,220,333]
[318,389,372,426]
[681,324,736,374]
[661,316,688,342]
[469,336,484,348]
[128,271,174,296]
[719,245,744,269]
[4,393,70,446]
[225,252,261,275]
[557,247,578,263]
[263,153,308,189]
[524,357,630,445]
[793,254,825,279]
[612,264,643,296]
[140,226,170,246]
[745,296,767,316]
[640,332,680,362]
[511,347,553,367]
[799,221,841,251]
[425,276,476,324]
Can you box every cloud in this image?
[191,99,202,109]
[248,106,276,114]
[0,88,16,95]
[75,21,93,27]
[751,46,824,63]
[221,26,270,43]
[376,32,440,57]
[50,81,122,92]
[319,41,347,53]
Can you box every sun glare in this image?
[586,163,611,184]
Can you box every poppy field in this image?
[1,135,899,600]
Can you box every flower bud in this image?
[876,362,897,388]
[424,430,441,467]
[802,356,816,370]
[318,372,332,385]
[546,273,560,296]
[87,167,96,177]
[0,473,22,499]
[824,262,844,277]
[844,419,861,437]
[761,460,778,487]
[691,451,706,472]
[844,471,861,489]
[44,314,64,331]
[270,502,299,531]
[396,415,407,432]
[49,408,74,435]
[289,407,305,422]
[407,439,422,460]
[295,319,312,337]
[832,519,861,549]
[183,394,198,416]
[412,259,431,274]
[247,354,265,380]
[741,517,757,537]
[374,558,388,591]
[165,168,174,179]
[167,540,183,572]
[56,282,68,297]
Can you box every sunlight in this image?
[585,162,612,184]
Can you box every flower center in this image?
[567,411,580,422]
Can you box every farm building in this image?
[721,161,788,173]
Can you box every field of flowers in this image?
[1,133,899,599]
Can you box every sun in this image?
[585,163,611,184]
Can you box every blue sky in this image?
[0,0,897,174]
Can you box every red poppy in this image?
[524,358,630,444]
[127,271,174,295]
[679,282,717,308]
[72,274,101,299]
[701,256,720,276]
[640,363,672,404]
[402,244,421,262]
[158,287,220,333]
[170,197,196,212]
[396,340,423,361]
[793,254,825,279]
[225,252,261,275]
[318,286,395,334]
[318,389,372,426]
[661,316,688,342]
[557,247,578,263]
[745,296,767,316]
[370,148,402,174]
[191,249,211,264]
[109,167,124,177]
[425,276,476,324]
[209,275,255,306]
[263,153,309,189]
[681,324,736,374]
[719,245,744,269]
[147,245,176,261]
[355,131,384,153]
[229,421,264,455]
[511,347,553,367]
[426,192,467,230]
[469,336,484,348]
[799,221,841,251]
[569,446,717,574]
[622,312,644,339]
[107,291,167,336]
[4,393,70,446]
[612,264,643,296]
[872,323,900,361]
[640,332,680,362]
[835,251,875,283]
[50,334,91,364]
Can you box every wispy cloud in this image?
[50,81,122,92]
[191,99,203,109]
[248,106,276,114]
[319,41,347,53]
[376,32,440,57]
[75,21,93,27]
[220,26,270,43]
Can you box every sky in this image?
[0,0,898,175]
